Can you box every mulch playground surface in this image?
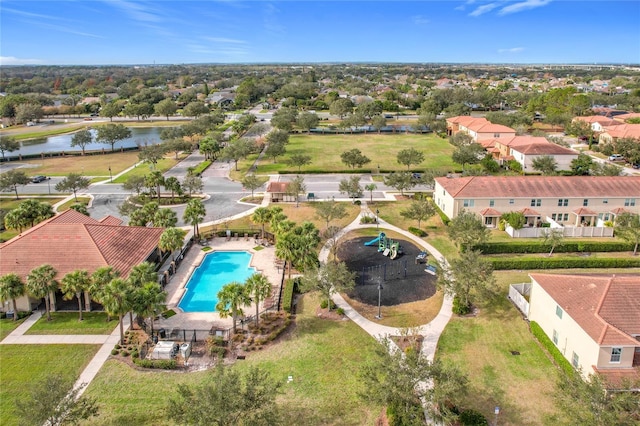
[337,236,437,307]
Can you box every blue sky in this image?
[1,1,639,65]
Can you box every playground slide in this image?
[364,236,381,246]
[390,245,398,259]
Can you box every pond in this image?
[10,127,166,158]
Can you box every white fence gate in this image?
[509,283,531,317]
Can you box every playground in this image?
[337,234,438,307]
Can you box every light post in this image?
[47,177,51,194]
[375,282,383,320]
[494,406,500,426]
[108,166,112,182]
[376,209,379,230]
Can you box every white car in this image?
[608,154,624,162]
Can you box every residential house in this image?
[0,209,164,313]
[446,116,516,142]
[266,181,295,203]
[433,176,640,234]
[484,135,578,171]
[599,124,640,144]
[613,112,640,123]
[526,273,640,386]
[572,116,621,133]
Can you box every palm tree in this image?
[152,208,178,228]
[101,278,132,345]
[89,266,119,315]
[60,270,91,321]
[183,198,206,238]
[145,170,165,202]
[0,273,26,321]
[251,207,272,240]
[216,282,251,334]
[131,282,166,335]
[275,232,299,279]
[128,262,157,288]
[244,273,272,327]
[159,227,186,261]
[26,264,58,321]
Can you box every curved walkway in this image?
[319,202,453,361]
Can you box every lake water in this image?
[11,127,165,158]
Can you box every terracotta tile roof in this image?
[573,207,597,215]
[503,136,549,147]
[530,274,640,347]
[614,112,640,123]
[480,207,501,216]
[573,116,620,126]
[467,121,515,134]
[99,215,124,226]
[610,207,630,215]
[266,182,290,193]
[0,213,163,281]
[435,176,640,199]
[592,367,640,390]
[602,124,640,139]
[519,207,540,216]
[511,142,578,156]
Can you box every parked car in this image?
[608,154,625,161]
[31,175,47,183]
[632,163,640,169]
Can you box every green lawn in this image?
[56,196,92,212]
[111,155,185,183]
[83,292,383,425]
[25,312,118,335]
[240,133,456,175]
[0,317,27,341]
[0,344,100,425]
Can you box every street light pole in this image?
[375,282,383,320]
[108,166,112,182]
[376,209,379,230]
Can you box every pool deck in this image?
[160,235,282,333]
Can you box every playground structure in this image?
[364,232,402,260]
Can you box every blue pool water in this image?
[178,251,256,313]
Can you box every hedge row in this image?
[281,278,299,313]
[489,256,640,270]
[434,204,450,226]
[133,358,177,369]
[529,321,575,376]
[192,160,212,176]
[475,240,635,255]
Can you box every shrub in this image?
[111,349,119,356]
[408,226,427,237]
[459,409,489,425]
[121,351,130,357]
[133,358,177,369]
[114,344,121,350]
[359,215,377,224]
[476,240,635,255]
[529,321,574,376]
[336,307,345,315]
[354,200,361,205]
[320,299,337,310]
[489,256,640,270]
[452,295,471,315]
[192,160,212,176]
[434,204,450,225]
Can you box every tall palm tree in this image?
[131,282,166,335]
[128,262,157,288]
[89,266,119,315]
[145,170,165,202]
[275,232,299,279]
[159,227,186,261]
[152,208,178,228]
[0,273,26,321]
[101,278,132,345]
[60,270,91,321]
[215,282,251,334]
[244,273,272,327]
[183,198,206,238]
[251,207,272,240]
[26,264,58,321]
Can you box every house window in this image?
[563,213,569,221]
[556,305,563,319]
[611,347,622,363]
[531,199,541,207]
[463,199,475,208]
[624,198,636,207]
[551,213,557,221]
[552,330,559,345]
[509,199,514,205]
[572,352,579,368]
[602,199,608,204]
[485,217,493,225]
[489,200,495,207]
[494,133,500,138]
[583,199,589,207]
[558,199,568,207]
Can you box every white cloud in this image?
[498,47,525,53]
[203,37,247,44]
[107,0,163,23]
[498,0,553,15]
[412,15,430,25]
[469,2,500,17]
[0,56,44,65]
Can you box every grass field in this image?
[0,317,27,340]
[0,344,100,425]
[236,133,456,176]
[21,151,141,176]
[25,312,118,335]
[111,155,186,183]
[57,196,92,212]
[82,292,383,425]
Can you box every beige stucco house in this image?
[483,135,578,172]
[433,176,640,234]
[527,273,640,386]
[599,124,640,144]
[446,116,516,142]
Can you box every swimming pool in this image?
[178,251,256,313]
